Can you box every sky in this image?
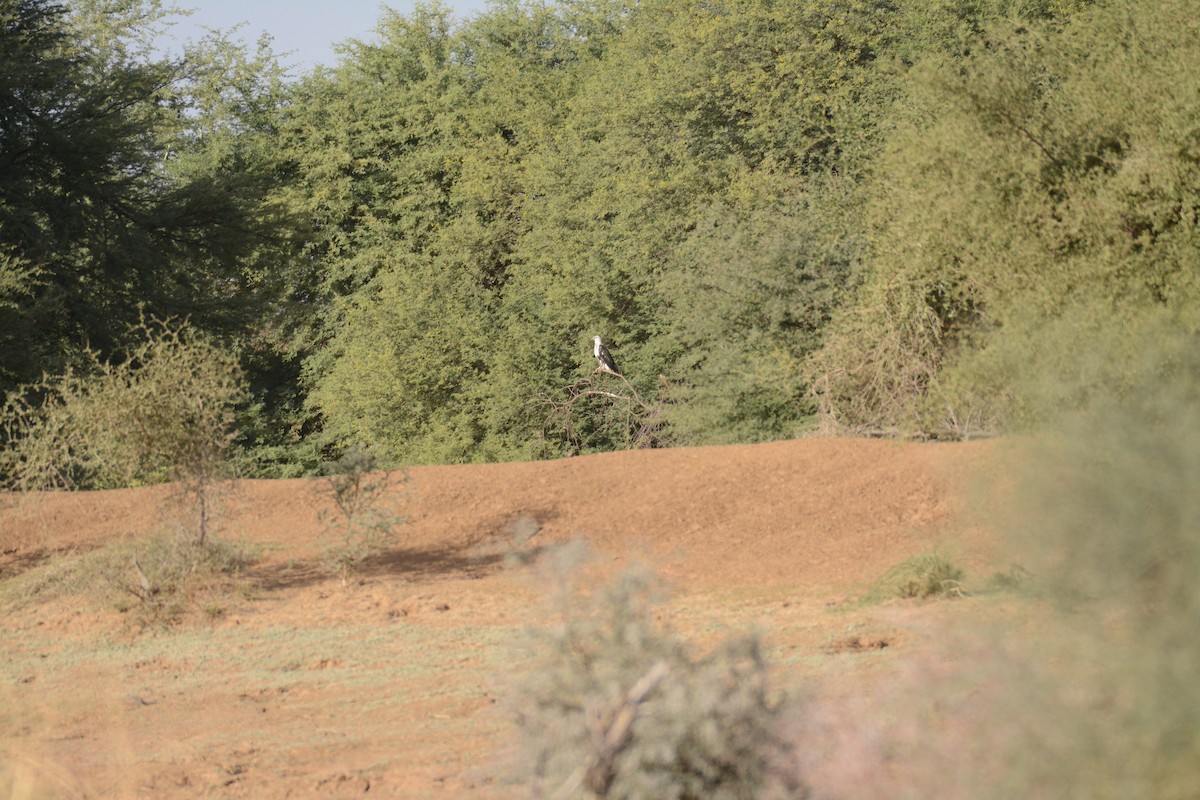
[157,1,493,73]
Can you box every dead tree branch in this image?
[539,373,673,454]
[551,661,671,800]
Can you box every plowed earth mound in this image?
[0,437,1011,799]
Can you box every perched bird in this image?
[592,335,620,375]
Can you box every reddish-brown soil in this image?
[0,437,1014,799]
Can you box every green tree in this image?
[285,0,914,460]
[0,319,245,544]
[287,2,620,463]
[663,170,861,443]
[807,0,1198,436]
[171,26,315,475]
[520,0,897,448]
[0,0,292,419]
[280,4,494,464]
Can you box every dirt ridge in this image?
[0,437,1004,800]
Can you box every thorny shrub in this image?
[794,335,1200,800]
[0,318,244,545]
[316,448,407,580]
[512,553,804,799]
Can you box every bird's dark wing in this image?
[598,344,619,374]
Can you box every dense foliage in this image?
[808,0,1200,435]
[2,0,1196,476]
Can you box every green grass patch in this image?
[864,551,965,603]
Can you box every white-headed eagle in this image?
[591,335,620,376]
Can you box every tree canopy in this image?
[2,0,1196,477]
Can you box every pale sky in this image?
[158,1,493,74]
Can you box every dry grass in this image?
[0,530,260,630]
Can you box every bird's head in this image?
[591,335,602,345]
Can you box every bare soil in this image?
[0,437,1014,799]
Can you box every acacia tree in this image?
[0,0,178,391]
[807,0,1200,436]
[281,5,493,465]
[1,319,245,544]
[282,0,906,460]
[0,0,293,450]
[282,2,618,464]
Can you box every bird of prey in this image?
[591,335,620,375]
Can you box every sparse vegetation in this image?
[1,531,259,630]
[992,341,1200,799]
[0,318,252,629]
[316,448,407,580]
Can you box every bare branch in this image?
[539,372,672,454]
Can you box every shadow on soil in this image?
[0,548,53,581]
[0,544,100,582]
[250,541,546,592]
